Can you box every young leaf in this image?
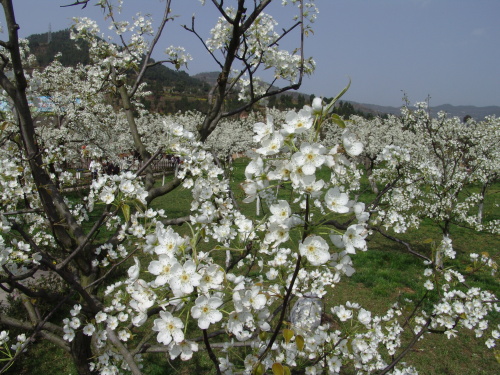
[283,328,294,344]
[253,363,265,375]
[296,335,305,351]
[325,78,352,114]
[331,114,346,129]
[122,204,131,223]
[272,363,284,375]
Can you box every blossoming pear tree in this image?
[343,103,500,238]
[0,1,499,375]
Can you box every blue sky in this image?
[7,0,500,107]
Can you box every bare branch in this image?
[372,227,432,263]
[134,148,164,178]
[56,208,113,270]
[182,15,224,69]
[1,208,44,216]
[146,176,183,205]
[203,328,222,375]
[210,0,238,25]
[161,216,190,226]
[60,0,91,9]
[0,288,73,372]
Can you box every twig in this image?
[1,208,43,216]
[134,148,164,178]
[203,328,222,375]
[372,227,432,262]
[56,209,112,270]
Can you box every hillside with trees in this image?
[27,29,211,113]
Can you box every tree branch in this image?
[129,0,173,97]
[107,328,143,375]
[372,227,432,262]
[203,328,222,375]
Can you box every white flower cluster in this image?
[206,5,316,101]
[88,171,148,210]
[470,252,498,276]
[164,46,192,69]
[71,10,153,76]
[0,151,36,212]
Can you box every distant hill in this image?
[26,30,500,119]
[429,104,500,120]
[358,102,500,120]
[193,72,219,86]
[193,73,500,119]
[27,29,91,67]
[27,30,211,113]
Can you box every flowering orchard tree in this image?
[0,1,499,375]
[343,103,500,238]
[318,102,500,263]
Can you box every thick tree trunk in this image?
[71,332,96,375]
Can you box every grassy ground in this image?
[4,159,499,374]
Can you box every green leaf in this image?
[325,78,351,113]
[259,331,268,341]
[253,363,265,375]
[296,335,305,351]
[272,363,284,375]
[331,114,346,129]
[346,339,353,353]
[283,328,294,344]
[122,204,130,223]
[283,366,291,375]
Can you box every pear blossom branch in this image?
[378,317,432,375]
[258,196,310,364]
[129,0,173,98]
